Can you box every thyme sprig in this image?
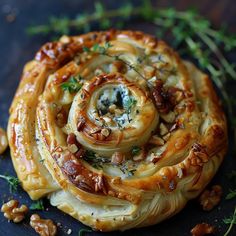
[223,206,236,236]
[0,174,21,193]
[27,1,236,122]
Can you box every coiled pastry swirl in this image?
[8,30,227,231]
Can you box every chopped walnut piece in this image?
[55,108,67,128]
[191,223,215,236]
[0,127,8,154]
[199,185,222,211]
[160,111,175,123]
[30,214,57,236]
[148,135,164,146]
[159,123,168,136]
[101,128,111,138]
[111,152,125,165]
[77,117,86,131]
[1,200,28,223]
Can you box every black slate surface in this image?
[0,0,236,235]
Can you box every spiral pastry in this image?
[8,30,227,231]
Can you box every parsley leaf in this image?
[61,75,83,93]
[226,189,236,200]
[30,199,45,210]
[0,174,21,193]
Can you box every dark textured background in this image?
[0,0,236,235]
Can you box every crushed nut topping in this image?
[66,133,77,145]
[0,127,8,154]
[160,111,175,123]
[1,200,28,223]
[77,117,86,131]
[191,143,209,166]
[152,79,174,114]
[94,175,107,194]
[199,185,222,211]
[68,144,78,153]
[191,223,215,236]
[159,123,168,136]
[30,214,57,236]
[55,108,67,128]
[101,128,111,137]
[148,135,164,146]
[111,152,125,165]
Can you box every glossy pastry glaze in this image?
[7,30,227,231]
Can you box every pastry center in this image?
[94,85,137,129]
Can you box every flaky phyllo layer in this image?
[8,30,227,231]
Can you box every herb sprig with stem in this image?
[27,0,236,124]
[223,206,236,236]
[0,174,21,193]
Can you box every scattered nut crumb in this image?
[30,214,57,236]
[111,152,125,165]
[148,135,164,146]
[199,185,222,211]
[159,123,168,135]
[0,127,8,154]
[1,199,28,223]
[67,228,72,234]
[101,128,111,137]
[191,223,215,236]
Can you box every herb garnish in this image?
[27,0,236,133]
[78,228,92,236]
[83,150,110,169]
[226,189,236,200]
[223,206,236,236]
[83,42,113,54]
[123,97,137,114]
[131,146,141,156]
[61,75,83,93]
[30,199,45,210]
[0,174,20,193]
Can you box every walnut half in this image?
[199,185,222,211]
[1,199,28,223]
[30,214,57,236]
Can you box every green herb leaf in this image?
[132,146,141,156]
[30,199,45,210]
[78,228,92,236]
[223,206,236,236]
[61,75,83,93]
[123,96,137,114]
[226,189,236,200]
[0,174,21,193]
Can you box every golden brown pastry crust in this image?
[7,30,227,231]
